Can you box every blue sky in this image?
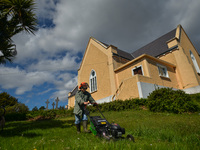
[0,0,200,110]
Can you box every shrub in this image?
[5,113,27,121]
[87,98,147,112]
[26,109,74,121]
[26,110,56,121]
[147,88,199,113]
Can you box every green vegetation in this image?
[1,88,200,122]
[147,88,199,113]
[0,110,199,150]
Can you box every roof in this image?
[68,86,78,98]
[100,41,134,60]
[98,28,176,61]
[115,48,134,60]
[132,29,176,58]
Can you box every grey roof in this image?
[132,29,176,58]
[100,28,176,60]
[114,48,134,60]
[101,42,134,60]
[68,86,78,98]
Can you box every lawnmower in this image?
[84,104,134,142]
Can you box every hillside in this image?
[0,110,199,150]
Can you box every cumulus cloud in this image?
[51,75,78,101]
[0,66,54,95]
[28,53,80,72]
[12,0,200,64]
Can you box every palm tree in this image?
[0,0,37,64]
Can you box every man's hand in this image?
[84,101,90,105]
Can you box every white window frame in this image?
[132,65,144,76]
[89,70,97,93]
[157,64,169,78]
[190,50,200,74]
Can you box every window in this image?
[90,70,97,93]
[190,50,200,74]
[132,66,143,76]
[157,64,169,78]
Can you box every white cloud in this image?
[28,53,79,72]
[51,75,77,101]
[0,66,54,95]
[12,0,200,65]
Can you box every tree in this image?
[32,106,38,111]
[0,0,37,64]
[0,92,18,107]
[6,103,29,113]
[39,106,45,110]
[59,106,65,110]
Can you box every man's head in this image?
[79,82,89,92]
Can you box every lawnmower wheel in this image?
[126,134,135,142]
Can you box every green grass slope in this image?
[0,110,200,150]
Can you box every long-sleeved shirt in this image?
[73,90,96,116]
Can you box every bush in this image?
[26,109,74,121]
[5,113,27,121]
[147,88,199,113]
[6,103,29,113]
[87,98,147,112]
[26,110,56,121]
[4,103,29,121]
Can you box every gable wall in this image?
[78,41,112,101]
[159,27,200,89]
[179,27,200,85]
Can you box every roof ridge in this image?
[91,37,108,49]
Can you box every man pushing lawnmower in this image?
[73,82,134,142]
[73,82,97,133]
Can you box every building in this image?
[68,25,200,108]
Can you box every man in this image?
[73,82,97,133]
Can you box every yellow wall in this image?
[115,76,139,100]
[160,26,200,89]
[68,96,75,109]
[78,38,114,101]
[114,55,178,100]
[146,58,178,88]
[179,27,200,86]
[113,55,130,69]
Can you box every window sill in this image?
[159,75,170,79]
[90,90,97,94]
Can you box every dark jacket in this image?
[73,90,96,116]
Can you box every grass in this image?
[0,110,200,150]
